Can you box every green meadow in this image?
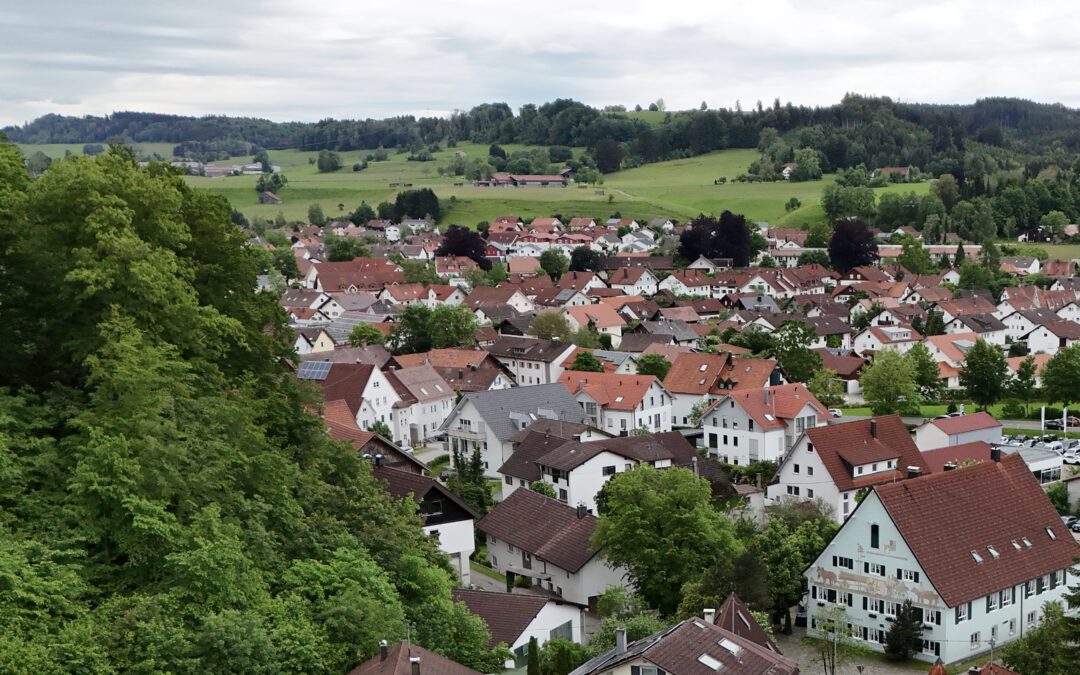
[18,140,932,228]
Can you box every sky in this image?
[3,0,1080,128]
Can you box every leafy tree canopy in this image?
[827,218,878,273]
[635,353,671,380]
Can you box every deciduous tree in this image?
[569,350,605,372]
[635,353,671,380]
[1043,343,1080,408]
[860,349,920,415]
[349,323,386,347]
[959,339,1008,409]
[827,218,878,273]
[539,248,569,281]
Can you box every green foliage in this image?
[883,600,923,661]
[677,211,759,267]
[999,603,1080,675]
[349,323,386,348]
[959,339,1008,408]
[369,421,392,439]
[796,249,830,268]
[896,237,937,274]
[538,638,589,675]
[1046,482,1070,515]
[325,233,372,261]
[808,605,863,675]
[635,353,671,380]
[807,368,845,408]
[390,304,478,354]
[539,248,569,281]
[1009,355,1038,410]
[529,480,557,499]
[860,349,921,416]
[827,218,878,273]
[0,146,503,671]
[587,614,669,657]
[1043,343,1080,407]
[254,172,287,193]
[392,188,441,222]
[569,246,602,272]
[907,342,943,400]
[774,320,822,383]
[448,446,492,516]
[592,466,742,615]
[569,351,605,373]
[527,636,540,675]
[821,184,875,222]
[400,259,441,285]
[596,586,646,619]
[316,149,341,173]
[530,312,574,341]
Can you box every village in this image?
[274,211,1080,675]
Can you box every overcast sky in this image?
[3,1,1080,128]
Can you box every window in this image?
[807,488,814,498]
[970,632,980,650]
[991,625,998,642]
[807,466,814,476]
[748,419,754,431]
[808,443,814,453]
[1000,587,1015,607]
[508,543,515,553]
[955,602,971,623]
[986,593,998,612]
[1028,610,1038,625]
[870,524,880,549]
[833,556,854,570]
[559,489,567,501]
[902,569,920,583]
[794,464,800,474]
[867,598,884,613]
[1009,619,1017,635]
[505,476,513,485]
[787,485,800,496]
[630,667,665,675]
[867,563,885,577]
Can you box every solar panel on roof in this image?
[297,361,332,380]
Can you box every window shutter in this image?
[847,594,853,607]
[631,667,641,675]
[832,556,837,567]
[897,569,902,579]
[864,562,869,573]
[812,586,817,599]
[862,597,868,610]
[986,596,991,613]
[915,572,920,583]
[955,608,960,625]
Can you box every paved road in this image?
[838,415,1052,431]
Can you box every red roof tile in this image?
[803,416,928,492]
[347,641,481,675]
[930,411,1001,435]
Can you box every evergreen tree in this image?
[884,600,924,660]
[527,637,540,675]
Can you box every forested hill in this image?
[0,142,506,672]
[8,96,1080,176]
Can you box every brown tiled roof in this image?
[505,419,598,444]
[814,348,866,378]
[319,363,376,416]
[875,453,1078,607]
[464,284,525,309]
[1045,319,1080,339]
[392,347,492,370]
[658,306,700,322]
[487,337,573,364]
[920,441,992,473]
[803,416,928,492]
[617,333,672,352]
[498,431,575,482]
[565,303,625,329]
[536,431,697,472]
[662,353,730,395]
[315,259,405,292]
[478,489,602,572]
[451,589,550,648]
[930,411,1000,435]
[372,466,479,519]
[712,592,780,653]
[715,357,778,392]
[347,641,481,675]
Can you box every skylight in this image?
[1011,540,1021,551]
[764,414,775,422]
[718,638,742,656]
[1047,528,1057,541]
[1022,537,1032,549]
[614,396,624,403]
[971,550,983,563]
[697,654,723,670]
[987,545,999,558]
[699,379,706,385]
[700,364,708,372]
[435,384,443,392]
[420,388,429,396]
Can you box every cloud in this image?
[2,0,1078,128]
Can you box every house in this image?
[441,383,585,477]
[257,190,282,204]
[435,255,478,279]
[1022,320,1080,355]
[569,615,799,675]
[944,313,1007,347]
[607,266,659,296]
[383,364,456,447]
[487,336,577,386]
[532,432,704,512]
[805,453,1078,664]
[1000,308,1060,342]
[564,304,626,348]
[853,325,922,357]
[452,589,583,659]
[391,347,513,392]
[920,441,993,473]
[923,332,981,390]
[305,258,405,294]
[293,327,336,355]
[688,255,734,273]
[280,288,344,322]
[815,348,867,396]
[558,371,673,436]
[711,592,781,653]
[558,271,607,293]
[478,489,628,607]
[661,353,731,426]
[374,465,478,584]
[302,344,392,369]
[634,319,700,348]
[321,399,429,475]
[702,383,830,465]
[463,285,535,317]
[508,256,541,275]
[658,270,713,297]
[347,641,481,675]
[913,412,1002,451]
[767,416,929,523]
[315,362,405,442]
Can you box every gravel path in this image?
[773,627,920,675]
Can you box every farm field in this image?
[18,140,932,228]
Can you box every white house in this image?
[487,337,577,386]
[557,371,672,436]
[1000,308,1060,342]
[702,383,830,465]
[607,266,659,296]
[913,412,1002,451]
[768,416,930,523]
[478,489,629,607]
[658,270,713,297]
[384,364,456,447]
[318,362,405,444]
[853,326,922,356]
[563,304,626,349]
[452,590,583,660]
[806,453,1077,665]
[1022,320,1080,355]
[944,314,1007,347]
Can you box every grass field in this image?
[16,139,932,228]
[18,142,177,160]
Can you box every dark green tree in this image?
[569,351,605,373]
[959,339,1008,409]
[569,246,602,272]
[349,323,386,347]
[527,637,540,675]
[774,320,822,383]
[884,600,924,661]
[316,149,341,172]
[827,218,878,273]
[539,249,569,281]
[635,353,671,380]
[797,249,830,268]
[1043,343,1080,407]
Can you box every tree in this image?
[860,349,920,415]
[307,203,326,226]
[594,139,622,174]
[774,320,821,384]
[797,249,830,268]
[325,234,371,261]
[884,600,924,661]
[807,368,845,408]
[820,184,875,221]
[1000,603,1078,675]
[809,605,861,675]
[907,342,943,400]
[392,188,441,222]
[400,260,441,285]
[678,212,757,267]
[390,305,477,354]
[25,150,52,176]
[526,637,540,675]
[316,149,341,173]
[635,354,671,380]
[538,638,589,675]
[350,201,376,226]
[788,147,822,181]
[530,312,574,341]
[955,241,966,266]
[896,238,936,274]
[923,310,946,336]
[370,420,393,439]
[804,221,833,248]
[827,218,878,273]
[592,466,742,615]
[436,225,491,269]
[349,323,386,347]
[931,173,959,210]
[529,480,557,499]
[1043,343,1080,408]
[1009,355,1038,412]
[569,351,605,373]
[539,249,569,281]
[959,339,1008,409]
[1041,210,1070,239]
[569,246,602,272]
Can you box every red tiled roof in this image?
[565,303,625,329]
[875,453,1078,607]
[920,441,993,473]
[477,489,603,572]
[558,371,660,410]
[931,411,1001,435]
[372,466,479,519]
[713,383,830,431]
[393,347,492,370]
[804,416,928,492]
[712,592,780,653]
[451,589,549,648]
[662,353,730,395]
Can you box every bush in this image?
[947,402,957,413]
[1001,399,1026,419]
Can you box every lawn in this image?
[18,142,177,160]
[840,402,1058,420]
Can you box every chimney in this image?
[615,627,627,656]
[410,657,421,675]
[990,447,1001,463]
[374,454,383,467]
[703,608,716,624]
[944,462,956,471]
[576,504,588,519]
[967,668,981,675]
[907,466,921,477]
[380,640,388,662]
[870,419,877,438]
[692,455,699,476]
[755,472,762,489]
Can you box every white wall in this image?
[425,518,474,585]
[510,603,583,652]
[545,450,632,513]
[485,536,628,606]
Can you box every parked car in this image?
[1071,521,1080,533]
[829,409,843,418]
[439,468,457,481]
[1045,441,1064,453]
[1062,515,1076,527]
[1046,420,1064,430]
[1062,452,1080,465]
[1065,439,1080,452]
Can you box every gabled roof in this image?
[924,331,981,363]
[536,431,697,472]
[391,347,493,370]
[450,589,550,648]
[498,430,579,482]
[315,258,405,292]
[929,411,1001,435]
[463,285,525,309]
[487,336,574,363]
[709,383,829,431]
[318,363,378,415]
[372,466,479,519]
[385,364,453,404]
[662,353,730,395]
[713,592,780,653]
[800,416,928,492]
[565,303,625,329]
[347,641,481,675]
[715,357,778,392]
[607,266,653,285]
[444,383,585,441]
[875,453,1078,607]
[558,371,663,411]
[477,489,603,572]
[920,441,993,473]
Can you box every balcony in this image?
[449,427,486,442]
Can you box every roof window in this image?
[614,396,624,403]
[700,364,709,372]
[1022,537,1032,549]
[718,637,742,656]
[987,545,999,559]
[697,654,723,670]
[1047,528,1057,541]
[970,550,983,564]
[1011,539,1021,551]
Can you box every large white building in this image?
[557,371,673,436]
[702,383,830,465]
[806,452,1077,665]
